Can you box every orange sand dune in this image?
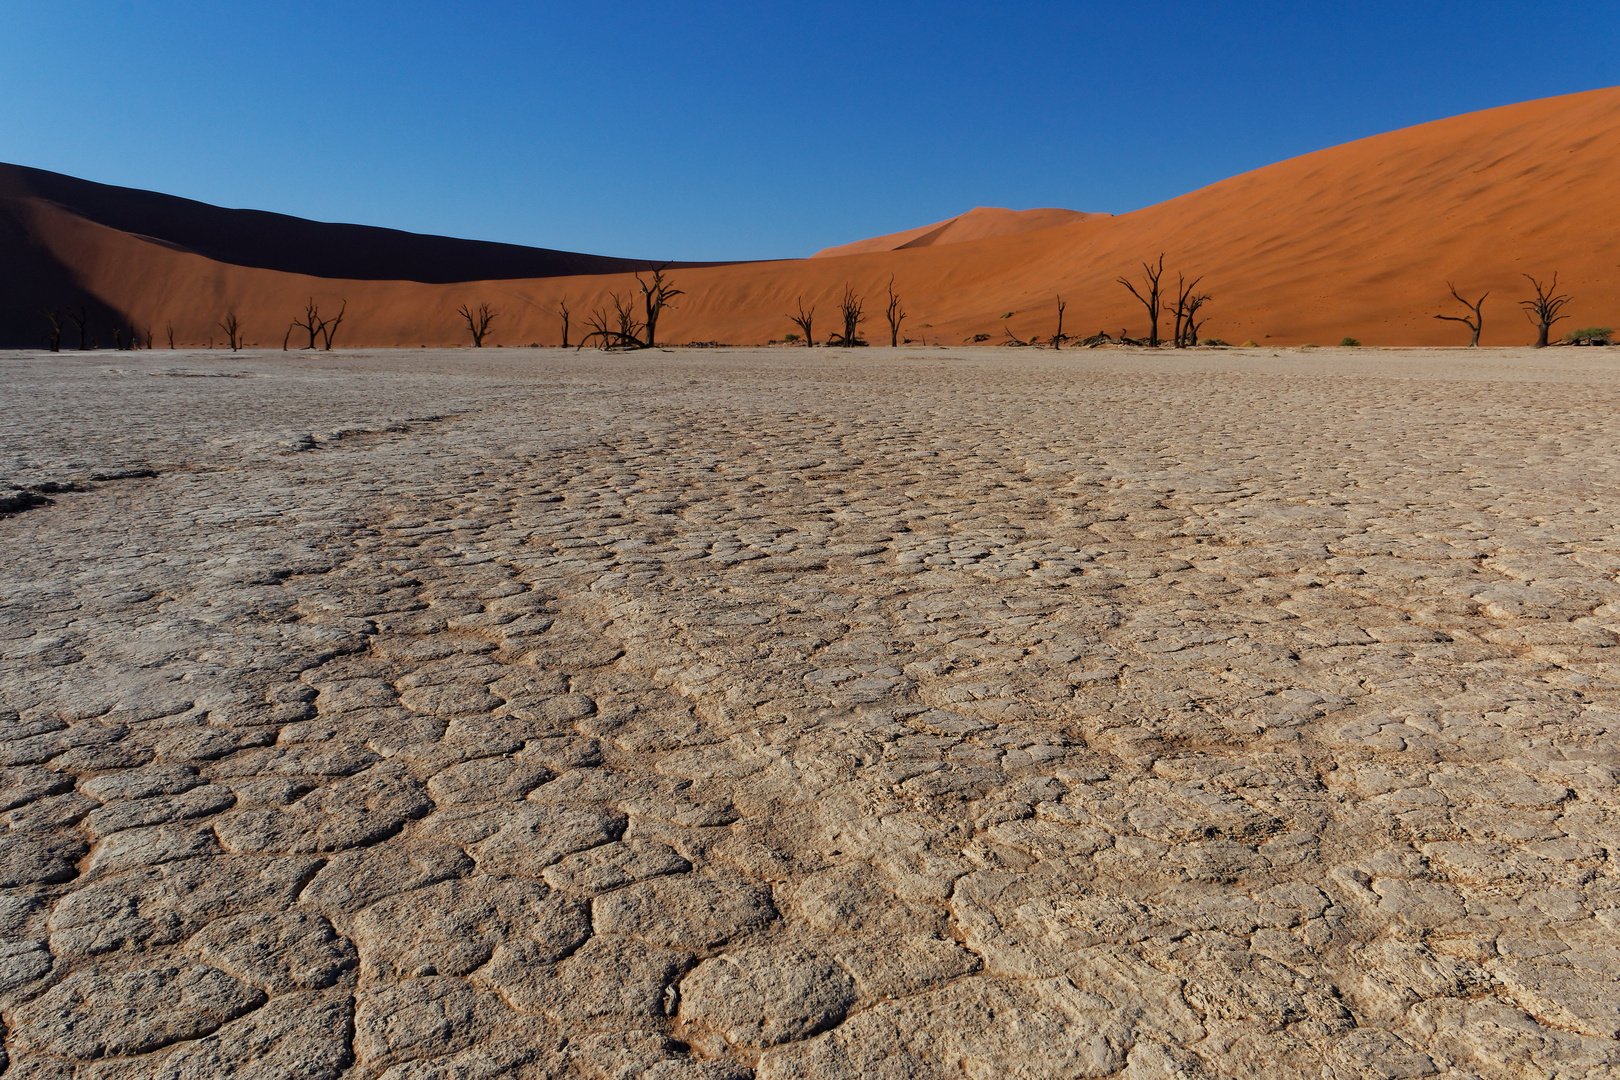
[3,87,1617,349]
[811,206,1096,259]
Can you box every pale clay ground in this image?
[1,345,1618,1080]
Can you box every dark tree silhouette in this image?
[40,309,63,352]
[614,293,641,344]
[1117,254,1166,348]
[636,267,683,348]
[1051,296,1067,349]
[320,300,346,350]
[786,296,815,346]
[557,296,570,348]
[1169,272,1206,348]
[1519,274,1570,348]
[458,302,497,347]
[579,294,644,350]
[288,298,325,350]
[219,312,244,351]
[67,306,90,350]
[166,321,175,350]
[884,276,906,347]
[829,284,866,347]
[1185,291,1212,345]
[1434,282,1487,347]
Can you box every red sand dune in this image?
[811,206,1096,259]
[3,87,1617,349]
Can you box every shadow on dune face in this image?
[0,162,733,286]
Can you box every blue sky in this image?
[1,1,1613,261]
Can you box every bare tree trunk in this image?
[787,297,815,346]
[40,309,63,352]
[1117,255,1165,347]
[68,307,89,350]
[320,300,346,350]
[833,285,865,346]
[557,297,570,348]
[885,276,905,347]
[219,312,244,351]
[636,267,683,348]
[166,321,175,350]
[457,302,497,346]
[1434,282,1487,346]
[1052,297,1066,349]
[1519,274,1570,348]
[1185,292,1212,344]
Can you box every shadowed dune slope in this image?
[3,87,1616,348]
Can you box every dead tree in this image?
[614,293,641,344]
[320,300,346,350]
[219,312,244,351]
[1051,296,1067,349]
[1434,282,1487,347]
[1519,274,1569,348]
[40,309,63,352]
[67,307,90,350]
[165,321,175,350]
[580,306,612,350]
[786,297,815,346]
[1185,292,1212,345]
[289,298,324,349]
[884,276,906,347]
[1117,254,1166,347]
[829,284,865,346]
[458,302,497,347]
[1168,272,1205,347]
[578,294,644,350]
[636,267,683,348]
[1001,322,1030,346]
[557,296,570,348]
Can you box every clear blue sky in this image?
[1,1,1613,261]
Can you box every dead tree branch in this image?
[67,307,89,350]
[1169,272,1205,347]
[320,300,346,350]
[1185,292,1212,345]
[289,298,324,350]
[219,311,244,351]
[578,293,644,350]
[40,309,62,352]
[1519,274,1569,348]
[557,296,570,348]
[636,267,683,348]
[885,276,906,347]
[786,297,815,346]
[829,284,866,347]
[1117,254,1166,348]
[1434,282,1487,347]
[457,302,497,347]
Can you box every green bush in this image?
[1339,336,1361,347]
[1563,327,1613,344]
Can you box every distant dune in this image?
[811,207,1097,259]
[3,87,1617,349]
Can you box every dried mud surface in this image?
[3,345,1619,1079]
